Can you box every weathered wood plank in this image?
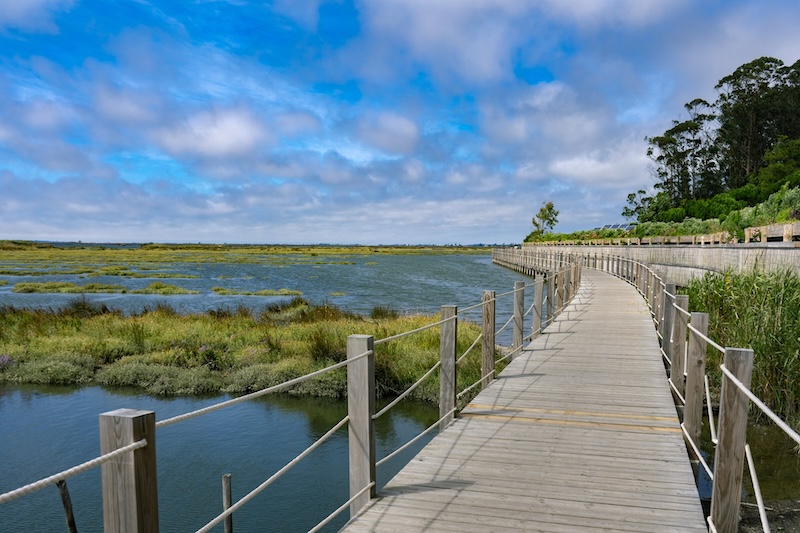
[342,269,706,532]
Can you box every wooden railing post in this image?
[439,306,457,429]
[481,291,495,389]
[684,313,708,447]
[222,474,233,533]
[347,334,376,516]
[671,295,689,397]
[99,409,158,533]
[532,276,544,339]
[711,348,754,533]
[556,269,564,313]
[546,273,555,325]
[662,284,676,366]
[512,281,524,359]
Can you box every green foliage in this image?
[0,298,485,401]
[131,282,199,295]
[681,269,800,424]
[529,201,559,238]
[370,306,399,319]
[627,56,800,223]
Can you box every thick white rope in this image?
[157,351,371,429]
[456,369,494,400]
[308,482,375,533]
[720,364,800,447]
[373,361,441,420]
[376,408,456,468]
[0,439,147,504]
[688,323,726,354]
[374,315,454,345]
[456,333,482,365]
[705,374,718,445]
[745,443,771,533]
[680,423,713,480]
[495,313,515,335]
[195,415,349,533]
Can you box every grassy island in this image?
[0,297,485,400]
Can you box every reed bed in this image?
[0,298,486,401]
[681,268,800,424]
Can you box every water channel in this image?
[2,251,798,530]
[0,252,537,531]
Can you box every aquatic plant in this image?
[681,268,800,424]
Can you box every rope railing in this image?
[580,250,798,533]
[196,415,349,533]
[680,423,713,480]
[309,482,376,533]
[373,360,442,420]
[456,333,482,365]
[156,349,372,429]
[4,251,578,532]
[688,323,726,354]
[376,407,457,468]
[496,344,523,365]
[457,369,495,400]
[720,364,800,447]
[373,314,454,346]
[705,374,718,445]
[495,313,515,335]
[0,439,148,505]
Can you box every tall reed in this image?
[681,269,800,424]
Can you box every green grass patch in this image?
[13,282,128,294]
[131,282,200,295]
[681,268,800,425]
[0,279,8,286]
[211,287,303,296]
[0,299,486,400]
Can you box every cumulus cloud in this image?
[153,108,270,159]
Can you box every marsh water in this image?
[0,252,539,532]
[2,252,798,531]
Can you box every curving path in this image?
[342,269,706,532]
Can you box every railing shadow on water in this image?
[0,255,582,533]
[510,245,800,533]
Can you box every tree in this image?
[531,201,559,236]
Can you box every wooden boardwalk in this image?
[342,269,706,532]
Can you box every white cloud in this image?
[0,0,75,32]
[154,108,269,158]
[356,111,419,155]
[538,0,689,27]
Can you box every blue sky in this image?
[1,0,799,244]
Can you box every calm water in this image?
[0,253,540,531]
[0,385,438,532]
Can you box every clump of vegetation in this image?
[13,282,127,293]
[0,298,486,401]
[211,287,303,296]
[131,282,199,295]
[681,269,800,424]
[0,279,8,286]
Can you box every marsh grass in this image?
[131,282,199,295]
[13,281,127,293]
[211,287,303,296]
[681,268,800,424]
[0,298,485,400]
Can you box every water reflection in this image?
[1,385,439,532]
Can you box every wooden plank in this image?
[343,269,706,532]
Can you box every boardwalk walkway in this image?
[342,269,706,532]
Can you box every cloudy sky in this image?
[1,0,799,244]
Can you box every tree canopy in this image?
[527,201,559,240]
[626,56,800,224]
